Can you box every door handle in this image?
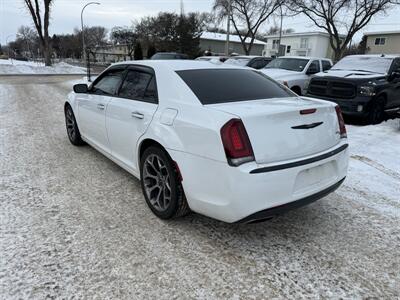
[97,103,105,110]
[131,112,144,119]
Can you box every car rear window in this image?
[176,69,293,104]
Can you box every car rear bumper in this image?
[168,142,349,223]
[236,177,345,223]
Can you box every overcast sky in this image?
[1,0,400,45]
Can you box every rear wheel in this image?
[65,105,85,146]
[368,96,385,125]
[140,146,190,219]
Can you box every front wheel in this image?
[65,105,85,146]
[140,146,190,219]
[368,97,385,125]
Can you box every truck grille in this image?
[308,79,356,99]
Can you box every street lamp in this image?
[81,2,100,62]
[6,34,14,64]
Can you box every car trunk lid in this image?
[208,97,341,164]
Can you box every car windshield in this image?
[331,56,393,74]
[265,58,309,72]
[177,69,293,104]
[224,57,251,66]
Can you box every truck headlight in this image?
[359,86,375,96]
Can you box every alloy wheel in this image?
[142,154,172,212]
[66,108,76,140]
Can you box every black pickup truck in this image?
[307,55,400,124]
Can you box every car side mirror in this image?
[307,67,319,75]
[73,83,88,94]
[389,71,400,81]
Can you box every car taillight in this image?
[221,119,254,166]
[335,106,347,138]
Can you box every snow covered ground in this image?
[339,120,400,218]
[0,75,399,299]
[0,59,86,75]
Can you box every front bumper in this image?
[169,142,349,223]
[307,94,373,116]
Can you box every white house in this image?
[200,32,266,56]
[263,31,345,60]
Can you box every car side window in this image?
[308,60,321,73]
[118,70,158,104]
[390,58,400,72]
[322,60,332,71]
[91,69,125,96]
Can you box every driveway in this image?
[0,75,399,299]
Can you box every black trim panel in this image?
[250,144,348,174]
[237,177,346,223]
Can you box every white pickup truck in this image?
[260,56,333,95]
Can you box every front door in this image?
[77,67,126,153]
[387,58,400,108]
[106,66,159,172]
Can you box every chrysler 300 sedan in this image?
[65,61,348,223]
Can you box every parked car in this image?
[261,56,333,95]
[195,56,228,63]
[224,56,273,69]
[151,52,189,60]
[307,54,400,124]
[65,61,348,223]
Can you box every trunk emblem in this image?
[292,122,323,129]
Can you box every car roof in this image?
[342,54,399,59]
[229,55,265,59]
[275,56,330,60]
[112,60,246,71]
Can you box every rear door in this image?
[77,67,126,152]
[106,66,159,171]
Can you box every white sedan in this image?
[65,61,348,223]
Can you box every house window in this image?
[374,37,386,45]
[272,40,280,49]
[300,38,309,49]
[286,45,291,53]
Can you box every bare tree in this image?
[110,26,136,59]
[24,0,53,66]
[288,0,399,61]
[213,0,283,55]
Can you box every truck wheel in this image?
[368,96,385,125]
[291,86,302,95]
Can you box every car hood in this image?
[316,69,385,79]
[261,68,301,80]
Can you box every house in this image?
[263,31,345,60]
[199,32,266,56]
[94,44,131,63]
[364,30,400,55]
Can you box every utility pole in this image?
[225,0,231,56]
[278,5,283,57]
[81,2,100,62]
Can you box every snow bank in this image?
[0,59,86,75]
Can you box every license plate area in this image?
[293,161,337,197]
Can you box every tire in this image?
[368,96,385,125]
[291,86,302,96]
[140,146,190,219]
[65,105,85,146]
